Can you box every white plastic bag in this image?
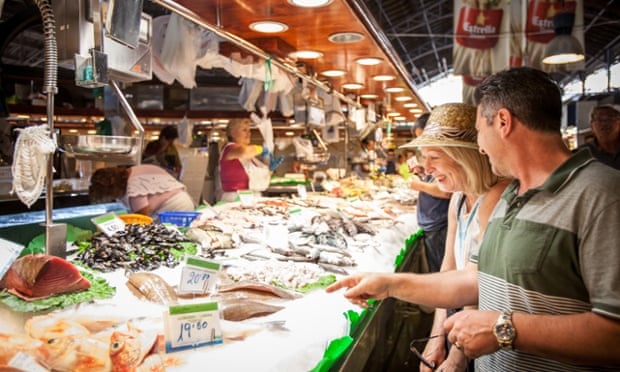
[245,158,271,191]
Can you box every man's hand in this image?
[325,273,393,307]
[444,310,500,359]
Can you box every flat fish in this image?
[0,254,90,300]
[218,281,301,300]
[126,272,178,305]
[221,300,284,322]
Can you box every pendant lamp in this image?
[542,11,585,65]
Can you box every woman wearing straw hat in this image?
[397,103,512,371]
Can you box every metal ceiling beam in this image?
[371,0,423,82]
[346,0,430,109]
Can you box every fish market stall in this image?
[0,192,423,371]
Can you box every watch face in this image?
[496,324,515,340]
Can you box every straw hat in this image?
[400,103,478,150]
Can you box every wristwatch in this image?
[493,311,516,350]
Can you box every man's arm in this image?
[445,310,620,366]
[514,311,620,365]
[326,269,478,310]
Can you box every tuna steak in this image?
[0,254,91,300]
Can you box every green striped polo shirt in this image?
[472,149,620,371]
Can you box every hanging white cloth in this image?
[11,124,56,208]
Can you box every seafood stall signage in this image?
[163,301,223,352]
[178,255,221,294]
[0,238,22,278]
[91,212,126,237]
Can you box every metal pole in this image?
[110,80,145,164]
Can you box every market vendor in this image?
[88,164,195,219]
[217,118,282,202]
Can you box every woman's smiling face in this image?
[230,121,251,145]
[420,146,465,192]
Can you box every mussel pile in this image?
[75,223,191,272]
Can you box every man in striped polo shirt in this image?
[326,67,620,371]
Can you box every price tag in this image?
[297,184,307,199]
[91,213,126,237]
[178,256,221,295]
[0,238,23,286]
[163,302,223,353]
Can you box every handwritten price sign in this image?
[178,256,221,294]
[163,302,223,353]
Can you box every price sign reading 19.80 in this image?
[178,256,221,294]
[163,302,223,353]
[91,213,126,237]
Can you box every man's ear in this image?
[497,108,513,138]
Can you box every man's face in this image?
[590,108,620,143]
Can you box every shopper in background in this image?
[404,113,451,274]
[89,164,195,219]
[327,67,620,371]
[578,104,620,170]
[401,103,508,371]
[354,137,383,178]
[143,125,182,178]
[385,148,398,175]
[217,118,281,202]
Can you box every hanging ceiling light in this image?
[288,0,332,7]
[249,21,289,33]
[542,11,584,65]
[288,50,323,59]
[320,69,346,77]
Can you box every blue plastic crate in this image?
[158,211,201,227]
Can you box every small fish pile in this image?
[75,224,191,272]
[1,314,179,371]
[0,254,91,301]
[184,225,233,257]
[225,261,327,290]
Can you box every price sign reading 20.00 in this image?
[164,302,223,353]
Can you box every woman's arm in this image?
[223,143,264,161]
[410,177,452,199]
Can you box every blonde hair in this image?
[226,118,251,142]
[441,146,500,195]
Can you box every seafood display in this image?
[0,254,90,300]
[126,272,178,305]
[184,226,233,255]
[218,281,301,300]
[0,190,418,371]
[1,314,176,372]
[221,300,284,322]
[75,224,194,272]
[225,260,329,291]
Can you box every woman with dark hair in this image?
[89,164,195,219]
[143,125,182,178]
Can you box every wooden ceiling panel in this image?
[172,0,427,121]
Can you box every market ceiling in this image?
[146,0,620,119]
[1,0,619,122]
